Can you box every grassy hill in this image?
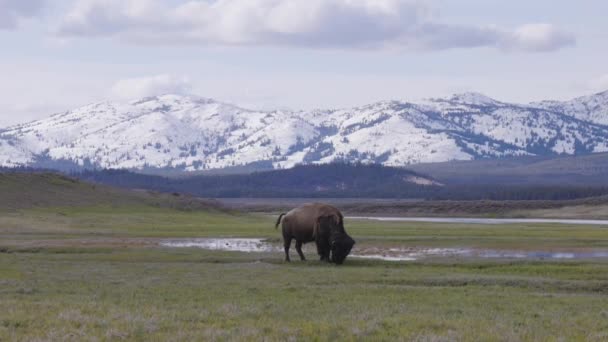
[0,172,223,211]
[5,158,608,203]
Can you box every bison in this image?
[275,203,355,264]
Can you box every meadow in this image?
[2,205,608,341]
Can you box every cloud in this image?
[501,24,576,52]
[57,0,575,53]
[110,74,192,100]
[0,0,46,29]
[0,0,46,30]
[57,0,167,36]
[407,23,501,50]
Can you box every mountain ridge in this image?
[1,90,607,172]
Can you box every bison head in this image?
[330,232,355,265]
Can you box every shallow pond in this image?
[160,238,608,262]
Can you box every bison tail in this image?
[275,213,286,229]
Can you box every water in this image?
[160,238,608,262]
[160,238,276,252]
[347,216,608,225]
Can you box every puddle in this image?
[160,238,608,262]
[160,238,277,252]
[479,250,608,259]
[354,248,608,261]
[347,216,608,226]
[352,247,472,261]
[351,254,416,261]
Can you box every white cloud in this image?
[502,23,576,52]
[110,74,192,100]
[56,0,575,52]
[0,0,46,29]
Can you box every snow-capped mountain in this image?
[532,90,608,126]
[1,91,608,171]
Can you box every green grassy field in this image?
[2,205,608,341]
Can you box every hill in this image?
[1,90,608,172]
[3,167,608,217]
[72,163,608,200]
[73,163,442,198]
[0,171,223,211]
[408,152,608,186]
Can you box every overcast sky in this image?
[1,0,607,126]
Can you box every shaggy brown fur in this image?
[275,203,353,263]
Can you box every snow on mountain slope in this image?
[0,135,33,166]
[1,91,608,171]
[533,90,608,126]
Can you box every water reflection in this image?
[161,238,608,262]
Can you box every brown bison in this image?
[275,203,355,264]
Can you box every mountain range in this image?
[1,90,607,172]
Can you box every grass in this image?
[0,172,225,212]
[228,197,608,219]
[514,204,608,220]
[2,206,608,340]
[4,206,608,247]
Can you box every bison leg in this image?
[283,237,292,262]
[315,239,324,260]
[316,236,330,262]
[295,240,306,261]
[322,246,331,262]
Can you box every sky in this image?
[0,0,607,126]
